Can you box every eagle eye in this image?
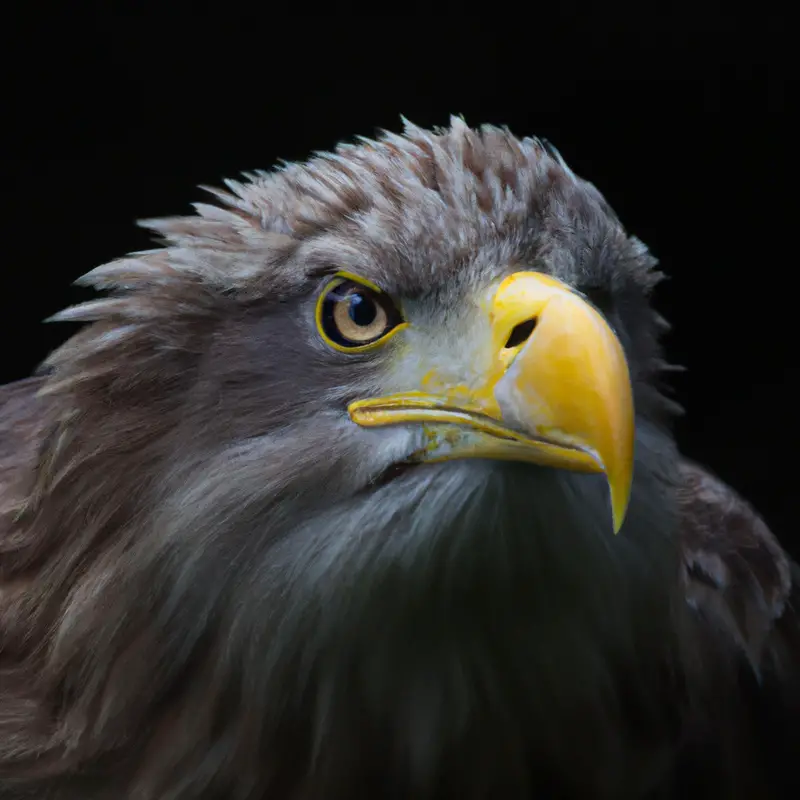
[316,273,405,352]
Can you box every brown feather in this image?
[677,460,796,673]
[675,460,800,798]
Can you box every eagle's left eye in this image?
[316,274,405,352]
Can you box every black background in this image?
[1,10,795,552]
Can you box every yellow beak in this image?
[348,272,635,533]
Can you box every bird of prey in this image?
[0,118,797,800]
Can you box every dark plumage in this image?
[0,118,797,799]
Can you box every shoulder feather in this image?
[677,459,799,679]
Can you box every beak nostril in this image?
[504,317,537,349]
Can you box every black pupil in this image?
[348,292,377,327]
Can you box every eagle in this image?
[0,118,797,800]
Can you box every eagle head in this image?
[3,118,687,799]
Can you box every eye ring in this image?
[315,272,406,352]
